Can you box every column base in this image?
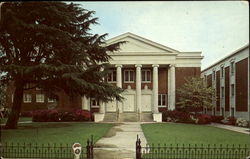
[94,113,105,122]
[153,113,162,122]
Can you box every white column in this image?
[115,64,123,113]
[152,64,159,113]
[99,101,105,113]
[82,96,90,111]
[99,67,105,114]
[169,64,176,110]
[135,64,142,113]
[116,65,122,88]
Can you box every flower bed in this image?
[32,109,93,122]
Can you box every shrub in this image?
[210,115,224,123]
[20,111,33,117]
[195,114,212,124]
[221,116,236,125]
[162,110,195,123]
[32,109,92,122]
[236,118,249,127]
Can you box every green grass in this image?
[1,117,32,124]
[141,123,250,146]
[1,122,113,146]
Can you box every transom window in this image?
[158,94,167,107]
[142,70,151,82]
[107,70,116,82]
[213,70,216,80]
[36,94,45,103]
[48,97,56,103]
[91,98,100,107]
[124,70,134,82]
[23,94,32,103]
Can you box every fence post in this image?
[86,139,90,159]
[90,135,94,159]
[136,135,141,159]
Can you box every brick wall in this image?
[216,71,220,111]
[236,58,248,111]
[175,67,201,106]
[225,66,230,111]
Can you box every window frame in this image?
[124,69,135,83]
[91,98,100,108]
[230,61,235,75]
[158,94,167,107]
[231,84,235,97]
[221,86,225,99]
[48,97,56,103]
[107,70,117,83]
[141,69,151,83]
[36,94,45,103]
[23,94,32,103]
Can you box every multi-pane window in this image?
[124,70,134,82]
[220,66,224,78]
[23,94,32,103]
[231,107,235,117]
[231,84,235,96]
[158,94,167,107]
[48,97,56,103]
[36,94,45,103]
[221,87,224,98]
[107,70,116,82]
[142,70,151,82]
[230,62,235,75]
[91,98,99,107]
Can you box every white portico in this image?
[83,32,203,122]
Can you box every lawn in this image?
[1,122,113,146]
[1,117,32,124]
[141,123,250,146]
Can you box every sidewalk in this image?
[210,123,250,134]
[94,122,147,159]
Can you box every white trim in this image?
[48,98,56,103]
[23,94,32,103]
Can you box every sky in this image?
[76,1,249,70]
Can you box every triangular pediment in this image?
[106,32,180,54]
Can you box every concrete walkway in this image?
[210,123,250,134]
[94,122,147,159]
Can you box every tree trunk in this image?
[5,80,24,129]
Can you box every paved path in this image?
[94,122,147,159]
[210,123,250,134]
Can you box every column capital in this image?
[169,64,176,68]
[135,64,142,68]
[152,64,159,68]
[115,64,123,68]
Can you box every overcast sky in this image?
[76,1,249,70]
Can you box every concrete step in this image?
[119,113,139,122]
[103,113,118,122]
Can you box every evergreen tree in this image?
[176,77,216,112]
[0,2,124,129]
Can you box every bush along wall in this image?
[162,110,249,127]
[32,109,93,122]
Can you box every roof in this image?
[201,44,249,72]
[106,32,181,53]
